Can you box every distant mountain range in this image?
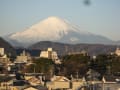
[0,37,119,56]
[4,16,118,47]
[29,41,118,56]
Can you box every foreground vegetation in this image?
[24,54,120,79]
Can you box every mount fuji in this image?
[5,16,114,47]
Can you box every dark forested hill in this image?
[0,37,16,56]
[29,41,118,56]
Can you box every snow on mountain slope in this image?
[9,16,90,43]
[7,16,113,46]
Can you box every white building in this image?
[115,48,120,56]
[15,50,31,63]
[0,48,4,56]
[68,50,88,56]
[0,48,10,64]
[40,48,61,64]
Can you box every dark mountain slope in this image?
[0,37,16,56]
[29,41,117,56]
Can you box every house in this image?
[23,85,48,90]
[26,76,42,86]
[47,75,88,90]
[47,75,70,90]
[0,75,14,90]
[24,87,38,90]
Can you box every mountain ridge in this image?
[0,37,16,56]
[5,16,114,47]
[29,41,118,56]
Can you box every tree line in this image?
[25,53,120,80]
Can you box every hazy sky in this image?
[0,0,120,41]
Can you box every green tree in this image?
[90,54,108,76]
[26,58,54,75]
[62,54,90,77]
[111,56,120,75]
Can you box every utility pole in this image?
[102,76,105,90]
[76,71,79,81]
[33,64,36,73]
[102,82,104,90]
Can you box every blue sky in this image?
[0,0,120,41]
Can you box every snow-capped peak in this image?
[8,16,92,44]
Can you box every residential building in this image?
[46,75,87,90]
[0,48,10,64]
[68,50,88,56]
[40,48,61,64]
[15,50,31,63]
[0,48,4,56]
[115,48,120,56]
